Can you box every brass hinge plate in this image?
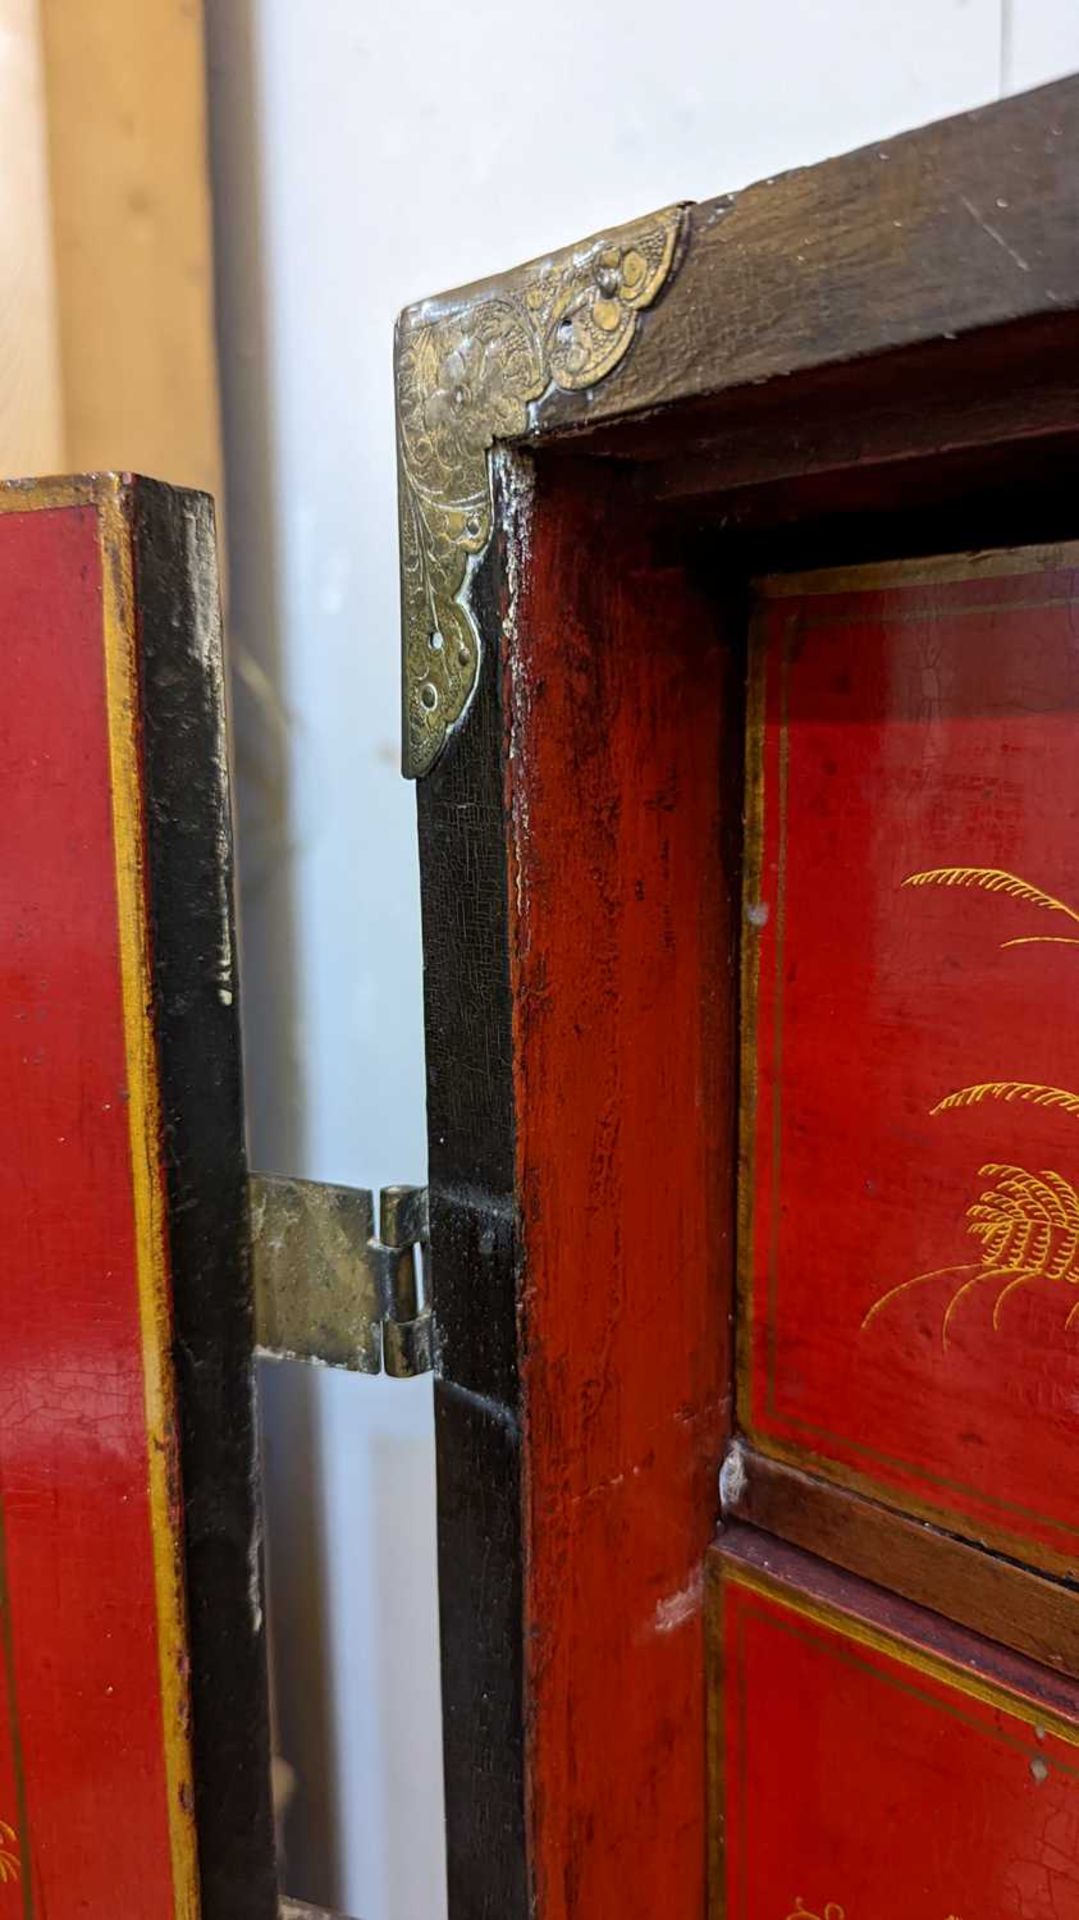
[249,1173,434,1378]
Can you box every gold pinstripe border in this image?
[723,1555,1079,1745]
[715,1553,1079,1919]
[756,538,1079,600]
[736,537,1079,1577]
[0,476,201,1916]
[98,478,201,1919]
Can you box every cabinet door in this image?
[717,540,1079,1915]
[711,1530,1079,1918]
[0,478,275,1918]
[738,545,1079,1572]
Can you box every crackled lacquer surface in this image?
[0,493,197,1914]
[717,1549,1079,1920]
[740,544,1079,1572]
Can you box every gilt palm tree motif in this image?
[0,1822,19,1885]
[862,867,1079,1345]
[863,1162,1079,1345]
[902,865,1079,949]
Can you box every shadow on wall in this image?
[203,1,343,1906]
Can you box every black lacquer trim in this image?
[418,513,528,1916]
[131,480,278,1919]
[434,1381,525,1918]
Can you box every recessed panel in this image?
[714,1533,1079,1918]
[739,544,1079,1570]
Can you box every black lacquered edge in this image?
[417,507,528,1917]
[132,478,278,1919]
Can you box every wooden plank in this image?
[619,319,1079,498]
[38,0,222,497]
[539,77,1079,437]
[725,1444,1079,1681]
[418,478,527,1917]
[131,477,277,1918]
[507,466,739,1920]
[0,0,64,474]
[399,81,1079,453]
[419,455,745,1915]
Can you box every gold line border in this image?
[765,617,795,1421]
[0,474,106,517]
[734,1605,748,1920]
[705,1556,727,1920]
[795,591,1079,631]
[755,536,1079,600]
[736,561,1079,1576]
[98,482,201,1920]
[735,602,767,1446]
[719,1555,1079,1918]
[745,1426,1079,1578]
[723,1556,1079,1747]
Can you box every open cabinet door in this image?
[0,477,276,1918]
[397,74,1079,1920]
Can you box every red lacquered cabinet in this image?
[5,73,1079,1920]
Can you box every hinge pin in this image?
[249,1173,434,1377]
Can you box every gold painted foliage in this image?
[903,866,1079,948]
[0,1821,19,1883]
[863,1162,1079,1345]
[861,860,1079,1349]
[932,1082,1079,1119]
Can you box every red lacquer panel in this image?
[0,485,198,1914]
[715,1534,1079,1920]
[740,545,1079,1571]
[510,475,734,1919]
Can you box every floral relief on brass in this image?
[396,205,683,776]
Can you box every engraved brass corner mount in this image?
[396,204,685,776]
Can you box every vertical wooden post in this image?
[38,0,223,497]
[0,0,64,474]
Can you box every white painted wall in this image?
[204,5,1079,1915]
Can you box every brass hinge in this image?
[249,1174,435,1378]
